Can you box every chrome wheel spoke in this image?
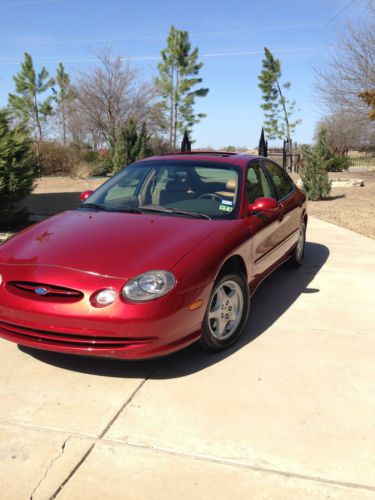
[215,286,227,307]
[208,308,221,321]
[230,293,239,313]
[217,317,228,335]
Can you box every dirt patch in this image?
[292,171,375,239]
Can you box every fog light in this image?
[0,274,2,286]
[92,288,117,307]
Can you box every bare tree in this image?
[64,98,103,148]
[74,49,159,147]
[315,111,374,154]
[315,8,375,126]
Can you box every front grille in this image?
[0,320,156,349]
[8,281,83,301]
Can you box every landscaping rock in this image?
[297,178,364,189]
[0,233,13,244]
[330,178,364,188]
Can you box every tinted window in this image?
[263,161,294,200]
[246,162,274,203]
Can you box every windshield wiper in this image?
[80,202,107,211]
[81,203,144,214]
[140,204,211,220]
[109,205,144,214]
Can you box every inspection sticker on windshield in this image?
[219,205,233,212]
[221,200,233,206]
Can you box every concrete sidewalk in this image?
[0,217,374,499]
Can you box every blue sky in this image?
[0,0,369,148]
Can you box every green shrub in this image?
[112,120,152,172]
[38,141,75,175]
[0,111,37,227]
[326,156,350,172]
[300,130,331,201]
[90,157,113,176]
[38,142,114,177]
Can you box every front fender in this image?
[171,220,252,292]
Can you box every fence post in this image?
[258,127,268,157]
[181,129,191,152]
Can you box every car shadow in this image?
[19,192,82,216]
[326,194,346,201]
[20,241,330,379]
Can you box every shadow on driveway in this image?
[20,241,329,379]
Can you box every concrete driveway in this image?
[0,217,374,499]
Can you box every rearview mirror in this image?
[80,190,94,202]
[247,197,278,214]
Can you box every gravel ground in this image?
[291,171,375,239]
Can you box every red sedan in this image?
[0,152,307,359]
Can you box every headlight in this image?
[122,270,175,302]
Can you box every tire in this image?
[200,273,250,352]
[289,221,306,268]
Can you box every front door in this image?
[245,161,283,281]
[261,160,301,256]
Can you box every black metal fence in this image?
[258,128,375,173]
[347,147,375,171]
[258,133,301,172]
[267,148,301,172]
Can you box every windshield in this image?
[81,160,241,220]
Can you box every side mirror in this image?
[80,190,94,202]
[247,197,278,214]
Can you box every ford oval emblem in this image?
[35,287,48,296]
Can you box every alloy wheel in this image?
[208,280,244,341]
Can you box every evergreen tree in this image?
[156,25,209,149]
[9,53,55,142]
[0,111,37,226]
[258,48,300,142]
[53,63,75,146]
[112,119,152,172]
[300,129,332,201]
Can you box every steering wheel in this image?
[198,193,222,203]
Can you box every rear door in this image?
[261,160,301,256]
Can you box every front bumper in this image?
[0,264,211,359]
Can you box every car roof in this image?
[139,151,263,169]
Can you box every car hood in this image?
[0,210,226,278]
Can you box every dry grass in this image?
[292,171,375,239]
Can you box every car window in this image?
[104,166,147,203]
[82,161,241,220]
[246,162,274,203]
[262,161,294,200]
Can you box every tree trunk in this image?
[275,78,292,169]
[173,68,179,150]
[33,128,41,178]
[33,91,43,142]
[62,101,67,147]
[169,66,174,147]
